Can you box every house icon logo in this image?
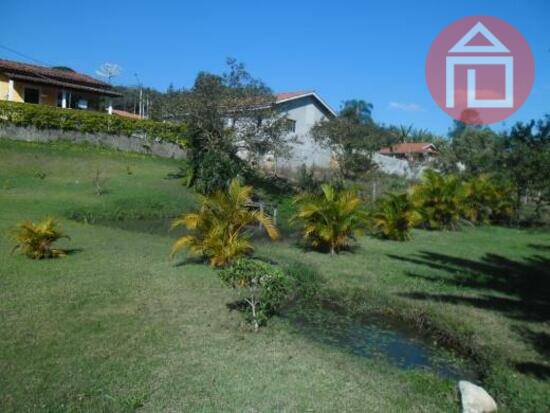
[426,16,534,125]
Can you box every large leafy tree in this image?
[161,59,292,193]
[500,115,550,214]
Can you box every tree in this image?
[410,169,465,230]
[170,179,279,267]
[11,218,70,259]
[291,184,367,255]
[311,99,388,179]
[96,63,122,83]
[218,258,290,331]
[500,115,550,217]
[339,99,373,124]
[437,127,500,175]
[371,193,421,241]
[165,58,293,193]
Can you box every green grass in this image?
[1,139,549,412]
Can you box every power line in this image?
[0,43,54,67]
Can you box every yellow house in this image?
[0,59,121,113]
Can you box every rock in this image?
[459,380,497,413]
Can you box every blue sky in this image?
[2,1,549,135]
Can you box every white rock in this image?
[459,380,497,413]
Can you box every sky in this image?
[1,0,549,135]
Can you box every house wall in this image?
[12,81,58,105]
[0,74,9,100]
[275,95,333,169]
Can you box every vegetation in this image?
[292,184,366,255]
[0,100,188,145]
[311,100,388,179]
[162,58,293,193]
[171,178,279,266]
[218,258,290,330]
[1,140,549,412]
[410,169,465,230]
[10,217,69,259]
[462,175,514,225]
[371,192,421,241]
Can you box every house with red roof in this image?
[0,58,121,114]
[378,142,438,163]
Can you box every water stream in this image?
[285,308,477,381]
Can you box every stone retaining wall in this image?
[0,124,186,159]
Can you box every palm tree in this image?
[463,175,515,225]
[171,179,279,267]
[410,169,465,230]
[291,184,367,255]
[11,218,69,259]
[371,193,421,241]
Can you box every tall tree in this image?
[166,58,292,193]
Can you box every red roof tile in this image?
[275,91,314,102]
[379,142,437,155]
[0,59,109,87]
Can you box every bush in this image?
[170,179,279,267]
[191,150,243,194]
[371,192,421,241]
[291,184,367,255]
[410,169,465,230]
[219,258,290,330]
[10,218,69,259]
[0,101,188,146]
[462,175,515,225]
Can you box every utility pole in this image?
[134,73,143,119]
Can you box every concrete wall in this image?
[0,124,186,159]
[0,74,9,100]
[275,96,333,168]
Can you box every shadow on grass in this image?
[388,251,550,323]
[515,362,550,380]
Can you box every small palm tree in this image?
[11,218,69,259]
[171,179,279,267]
[463,175,516,225]
[410,169,465,230]
[462,175,498,225]
[291,184,367,255]
[371,193,421,241]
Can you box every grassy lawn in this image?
[1,140,548,412]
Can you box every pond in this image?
[285,308,477,381]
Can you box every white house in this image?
[271,90,336,170]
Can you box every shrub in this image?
[0,100,188,146]
[462,175,515,225]
[291,184,367,255]
[218,258,290,330]
[191,150,242,194]
[410,169,465,230]
[171,179,279,267]
[10,218,69,259]
[371,192,421,241]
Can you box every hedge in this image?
[0,100,188,146]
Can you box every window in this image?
[285,119,296,133]
[24,87,40,104]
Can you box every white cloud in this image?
[388,101,424,112]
